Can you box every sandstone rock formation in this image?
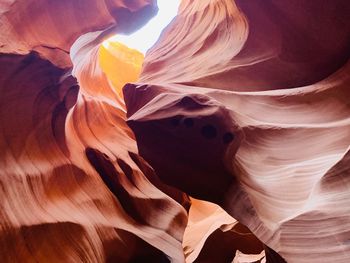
[0,0,349,262]
[125,0,350,262]
[0,1,188,262]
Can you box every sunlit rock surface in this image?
[1,0,350,262]
[124,0,350,262]
[99,40,144,96]
[0,1,188,262]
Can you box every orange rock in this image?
[99,40,144,96]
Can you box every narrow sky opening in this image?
[108,0,180,54]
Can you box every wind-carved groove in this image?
[33,44,70,55]
[85,147,146,224]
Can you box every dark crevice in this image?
[85,147,146,224]
[264,245,287,263]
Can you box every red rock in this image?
[1,0,350,262]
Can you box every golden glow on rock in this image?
[99,40,144,96]
[98,0,180,96]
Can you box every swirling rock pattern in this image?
[1,0,350,262]
[0,1,189,262]
[124,0,350,262]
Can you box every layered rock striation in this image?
[1,0,349,262]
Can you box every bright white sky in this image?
[110,0,181,54]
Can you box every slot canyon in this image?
[0,0,349,262]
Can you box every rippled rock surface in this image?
[1,0,349,262]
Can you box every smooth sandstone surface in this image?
[125,0,350,262]
[0,0,349,262]
[0,1,189,262]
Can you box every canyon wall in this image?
[1,0,349,262]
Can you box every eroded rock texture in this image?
[124,0,350,262]
[0,0,350,262]
[0,1,188,262]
